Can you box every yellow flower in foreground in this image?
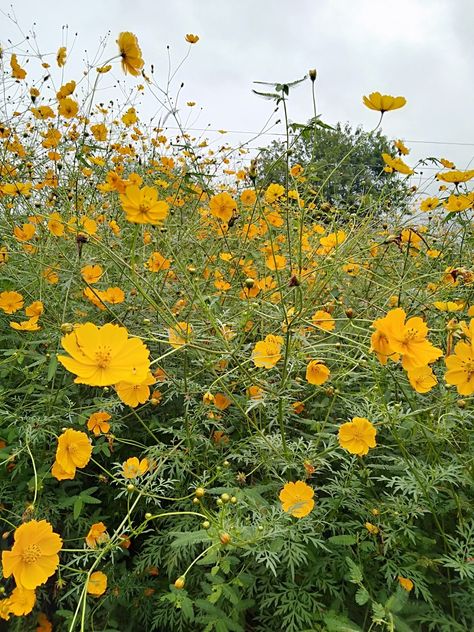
[338,417,377,457]
[305,360,330,385]
[51,460,76,481]
[2,520,62,590]
[8,586,36,616]
[363,92,406,112]
[117,32,144,76]
[279,481,315,518]
[25,300,44,317]
[87,571,108,596]
[56,429,92,474]
[120,185,169,225]
[252,334,283,368]
[122,456,149,478]
[58,322,150,386]
[116,372,155,407]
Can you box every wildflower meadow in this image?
[1,25,474,632]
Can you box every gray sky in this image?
[3,0,474,188]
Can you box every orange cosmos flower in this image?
[305,360,330,385]
[363,92,406,112]
[58,322,151,386]
[87,411,111,436]
[2,520,62,590]
[312,310,335,331]
[252,334,283,368]
[279,481,315,518]
[398,576,414,592]
[87,571,108,596]
[85,522,108,548]
[338,417,377,456]
[81,264,103,284]
[117,32,144,76]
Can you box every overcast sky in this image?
[3,0,474,188]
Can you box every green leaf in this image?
[328,535,357,546]
[73,497,83,520]
[345,557,363,584]
[46,354,58,381]
[355,586,370,605]
[323,611,364,632]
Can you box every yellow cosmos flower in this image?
[58,97,79,119]
[312,310,335,331]
[10,316,41,331]
[51,460,76,481]
[2,520,62,590]
[0,290,24,314]
[25,300,44,317]
[115,372,155,407]
[433,300,465,312]
[252,334,283,368]
[445,323,474,395]
[168,321,193,349]
[382,153,414,175]
[185,34,199,44]
[338,417,377,456]
[56,46,67,67]
[120,185,169,225]
[371,308,442,370]
[87,571,108,596]
[420,197,439,212]
[58,322,151,386]
[264,183,285,204]
[305,360,330,385]
[56,429,92,474]
[407,365,438,393]
[279,481,315,518]
[209,192,237,223]
[122,456,149,478]
[7,586,36,616]
[117,32,144,76]
[363,92,406,112]
[436,169,474,184]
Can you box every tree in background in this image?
[256,122,412,217]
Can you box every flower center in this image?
[138,203,150,215]
[95,347,112,369]
[21,543,41,564]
